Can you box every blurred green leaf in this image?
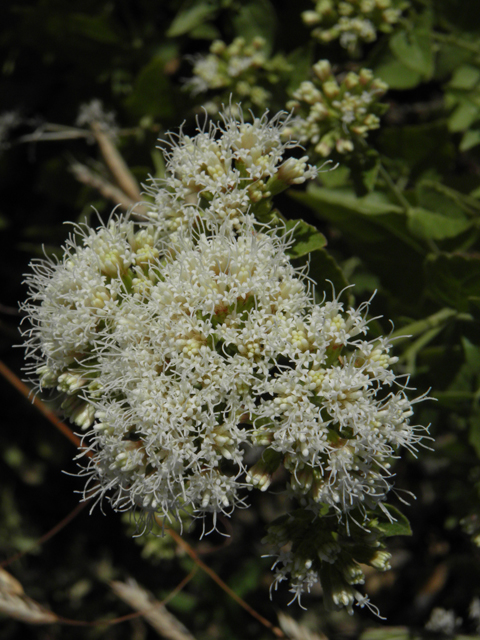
[374,504,412,538]
[373,52,422,89]
[360,627,412,640]
[124,53,176,120]
[232,0,277,52]
[166,1,218,37]
[389,28,434,79]
[425,253,480,311]
[407,207,472,241]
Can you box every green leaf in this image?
[460,128,480,150]
[292,248,350,304]
[124,54,175,120]
[449,64,480,90]
[390,28,434,78]
[360,627,412,640]
[448,99,479,132]
[232,0,277,53]
[425,253,480,312]
[374,504,412,538]
[67,13,120,44]
[407,207,472,241]
[373,54,422,90]
[166,1,218,38]
[285,219,327,258]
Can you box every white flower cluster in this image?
[21,107,427,612]
[144,110,317,237]
[284,61,388,157]
[302,0,409,54]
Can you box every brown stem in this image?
[90,122,141,202]
[162,521,285,638]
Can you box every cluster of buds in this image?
[184,37,292,114]
[284,60,388,158]
[302,0,409,55]
[264,508,392,610]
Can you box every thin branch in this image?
[0,360,87,452]
[1,501,89,569]
[90,122,142,202]
[162,521,285,638]
[70,162,138,211]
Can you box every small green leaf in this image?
[425,253,480,312]
[232,0,277,53]
[293,248,350,304]
[374,504,412,537]
[448,99,479,132]
[285,219,327,258]
[374,55,422,90]
[389,28,434,78]
[124,55,175,120]
[360,627,412,640]
[449,64,480,90]
[166,1,218,38]
[407,207,472,240]
[460,128,480,150]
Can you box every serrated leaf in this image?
[166,1,218,38]
[285,219,327,258]
[407,207,472,240]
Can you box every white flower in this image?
[144,107,317,233]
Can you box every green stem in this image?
[378,163,411,211]
[389,308,459,343]
[432,31,480,57]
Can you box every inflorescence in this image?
[21,106,428,613]
[302,0,410,55]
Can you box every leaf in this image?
[166,1,218,38]
[448,98,479,132]
[111,579,196,639]
[449,64,480,90]
[407,207,472,241]
[232,0,277,53]
[285,219,327,258]
[124,54,175,120]
[378,121,455,178]
[292,248,350,304]
[425,253,480,312]
[390,28,434,78]
[460,128,480,150]
[360,627,412,640]
[67,13,121,44]
[290,185,426,302]
[0,569,58,625]
[373,504,412,538]
[374,54,422,90]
